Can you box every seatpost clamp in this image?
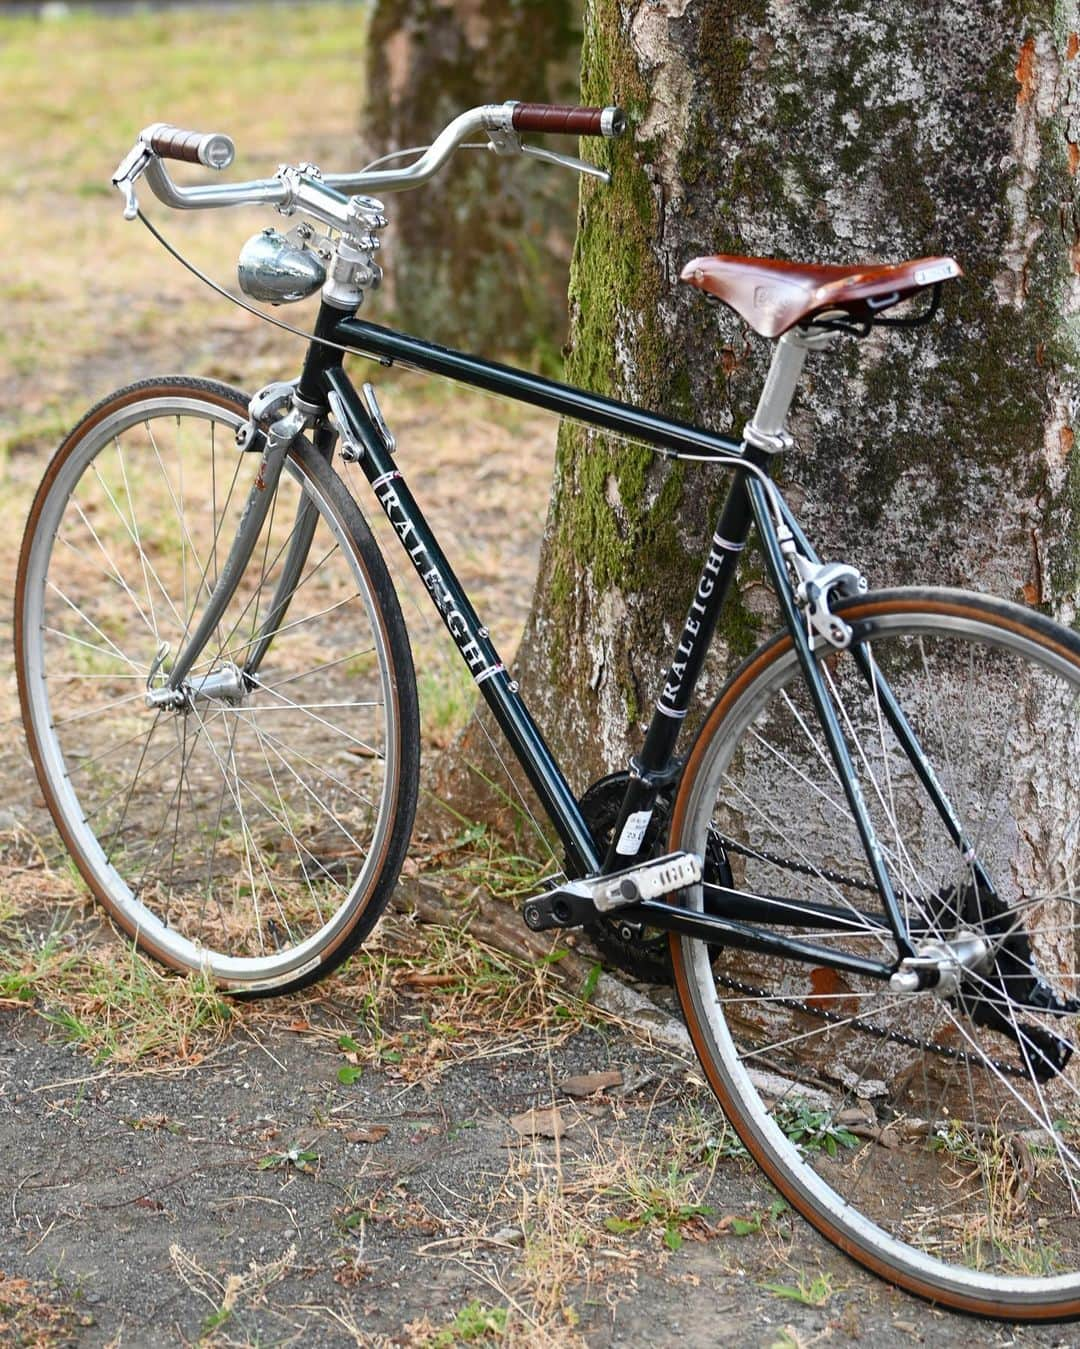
[743,425,795,456]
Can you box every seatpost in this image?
[742,327,836,452]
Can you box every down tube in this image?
[322,368,601,876]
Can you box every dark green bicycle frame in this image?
[268,302,959,983]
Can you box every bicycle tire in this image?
[668,588,1080,1319]
[16,377,419,997]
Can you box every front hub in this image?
[145,660,247,712]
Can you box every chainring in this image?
[574,771,728,985]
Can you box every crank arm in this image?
[522,851,701,932]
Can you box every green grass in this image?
[762,1270,834,1307]
[0,911,234,1066]
[0,5,369,188]
[427,1300,509,1346]
[418,657,479,746]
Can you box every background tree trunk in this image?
[363,0,581,360]
[513,0,1080,793]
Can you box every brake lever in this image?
[520,142,611,184]
[112,141,153,220]
[517,141,612,183]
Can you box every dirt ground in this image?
[2,364,1077,1346]
[3,6,1080,1347]
[0,927,1075,1349]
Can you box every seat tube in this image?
[603,333,822,868]
[601,468,758,867]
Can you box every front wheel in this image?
[669,589,1080,1319]
[16,377,419,996]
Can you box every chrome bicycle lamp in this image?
[238,227,327,303]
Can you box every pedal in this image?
[521,852,702,932]
[593,851,703,912]
[522,882,597,932]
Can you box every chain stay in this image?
[711,833,1028,1079]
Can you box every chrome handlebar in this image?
[114,101,622,226]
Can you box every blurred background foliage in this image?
[1,0,583,396]
[0,0,572,775]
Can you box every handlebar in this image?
[114,100,626,226]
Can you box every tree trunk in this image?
[418,1,1079,980]
[363,0,581,360]
[514,0,1079,787]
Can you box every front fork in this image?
[154,389,318,701]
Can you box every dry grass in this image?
[394,1108,747,1347]
[0,2,562,1020]
[0,1270,87,1348]
[0,863,608,1073]
[0,13,652,1339]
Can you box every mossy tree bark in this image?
[363,0,581,360]
[512,0,1080,793]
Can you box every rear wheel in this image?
[670,589,1080,1318]
[16,377,419,996]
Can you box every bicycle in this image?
[14,104,1080,1319]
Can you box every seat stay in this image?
[747,475,917,960]
[776,497,1000,902]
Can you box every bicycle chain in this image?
[709,833,1029,1081]
[714,971,1028,1080]
[715,833,878,896]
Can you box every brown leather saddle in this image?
[679,254,962,338]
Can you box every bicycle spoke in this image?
[21,383,413,997]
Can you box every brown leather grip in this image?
[511,103,614,136]
[147,126,208,163]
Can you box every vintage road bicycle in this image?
[14,104,1080,1317]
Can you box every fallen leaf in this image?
[395,972,460,989]
[557,1069,623,1098]
[509,1107,566,1139]
[346,1125,389,1145]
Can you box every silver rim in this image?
[676,602,1080,1306]
[21,391,401,989]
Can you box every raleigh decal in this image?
[658,538,728,714]
[374,476,488,675]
